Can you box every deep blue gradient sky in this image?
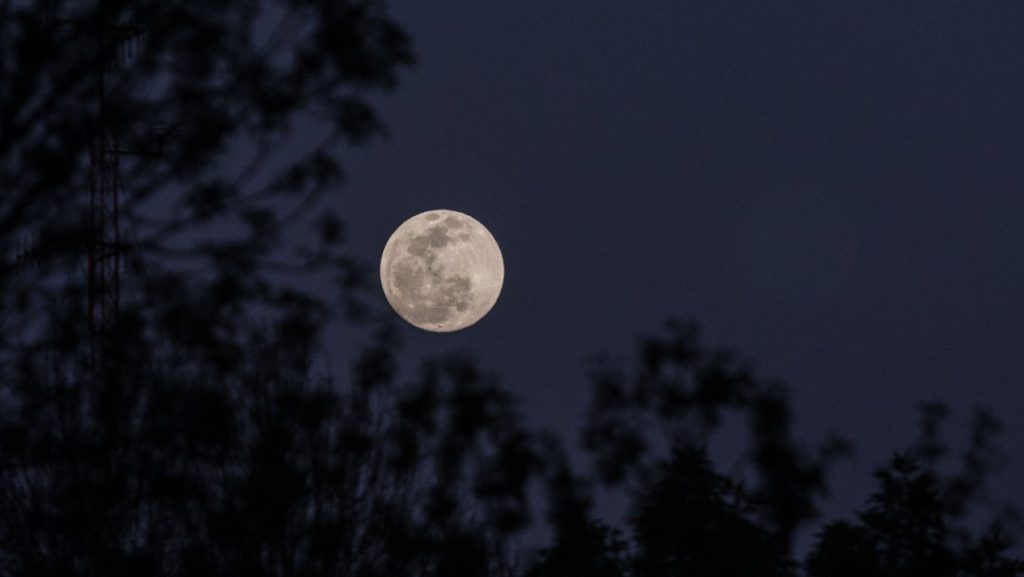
[333,0,1024,544]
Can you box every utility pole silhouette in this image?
[86,0,139,368]
[13,1,164,368]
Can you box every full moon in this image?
[380,209,504,332]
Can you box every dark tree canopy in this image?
[629,447,792,577]
[806,412,1024,577]
[2,0,412,357]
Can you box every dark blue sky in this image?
[334,0,1024,543]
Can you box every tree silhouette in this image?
[629,447,792,577]
[806,452,1024,577]
[0,316,547,576]
[529,323,1022,577]
[807,407,1024,577]
[526,455,629,577]
[581,320,847,552]
[807,454,958,577]
[1,1,506,575]
[2,0,412,357]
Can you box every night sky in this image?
[332,0,1024,544]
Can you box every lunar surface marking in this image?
[380,210,504,332]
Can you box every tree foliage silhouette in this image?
[2,0,412,354]
[807,408,1024,577]
[529,323,1022,577]
[581,320,846,551]
[629,447,792,577]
